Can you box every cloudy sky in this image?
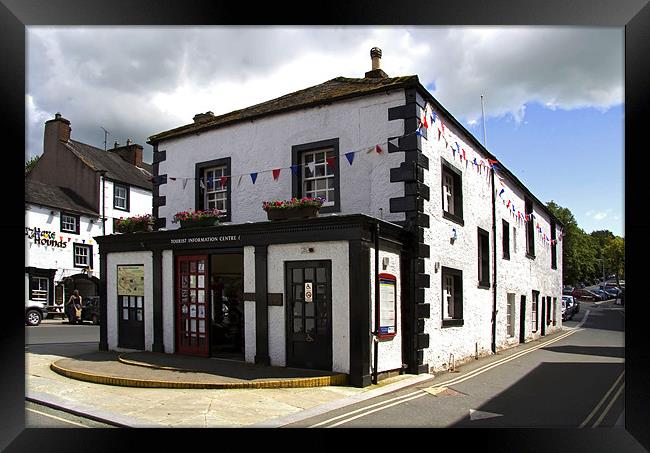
[26,26,624,236]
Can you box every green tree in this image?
[25,155,40,174]
[603,236,625,283]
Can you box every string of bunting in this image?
[151,129,422,189]
[421,101,562,247]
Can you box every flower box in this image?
[179,218,220,229]
[173,209,222,228]
[266,205,320,220]
[115,214,155,233]
[263,197,324,221]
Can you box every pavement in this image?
[25,342,435,428]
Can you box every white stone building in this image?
[26,114,153,318]
[97,49,563,386]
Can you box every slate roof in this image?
[148,75,420,143]
[66,140,153,191]
[25,180,98,217]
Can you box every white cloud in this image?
[26,26,624,161]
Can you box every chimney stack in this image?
[365,47,389,79]
[110,140,144,168]
[43,112,71,155]
[193,111,215,123]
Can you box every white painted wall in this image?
[243,246,256,363]
[369,246,403,373]
[421,108,562,372]
[106,251,154,351]
[25,203,102,283]
[157,91,405,227]
[162,250,175,353]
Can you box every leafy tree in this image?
[25,155,40,174]
[603,236,625,283]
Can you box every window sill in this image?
[477,283,491,290]
[503,255,510,261]
[62,230,79,235]
[526,253,536,260]
[443,211,464,227]
[442,319,464,328]
[113,206,129,212]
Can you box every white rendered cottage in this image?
[96,49,563,387]
[26,114,153,318]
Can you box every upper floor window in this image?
[61,212,80,235]
[73,243,93,268]
[441,159,463,226]
[478,227,490,288]
[525,197,535,258]
[114,183,129,211]
[292,138,340,213]
[502,219,510,260]
[195,157,231,222]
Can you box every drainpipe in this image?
[372,222,380,384]
[490,166,498,354]
[99,170,107,236]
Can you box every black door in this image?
[541,297,546,336]
[118,295,144,349]
[519,295,526,344]
[285,261,332,371]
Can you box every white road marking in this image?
[314,327,582,428]
[579,370,625,428]
[592,383,625,428]
[469,409,503,421]
[26,407,88,427]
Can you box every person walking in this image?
[66,289,83,325]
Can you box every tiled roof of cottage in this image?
[65,140,153,191]
[148,75,420,143]
[25,179,98,217]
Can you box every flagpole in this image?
[481,94,487,147]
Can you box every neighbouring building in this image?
[26,114,153,318]
[96,48,563,387]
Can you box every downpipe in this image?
[491,166,498,354]
[372,222,380,385]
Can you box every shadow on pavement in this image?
[541,345,625,359]
[25,342,101,359]
[450,362,624,428]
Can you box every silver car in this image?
[25,299,48,326]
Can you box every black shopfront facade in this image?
[96,214,419,387]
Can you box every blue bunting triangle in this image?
[290,164,299,175]
[345,152,355,165]
[250,173,258,184]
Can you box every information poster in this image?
[378,273,397,337]
[117,265,145,296]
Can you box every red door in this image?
[176,255,209,357]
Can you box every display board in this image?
[378,273,397,339]
[117,265,145,296]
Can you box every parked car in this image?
[602,286,621,298]
[593,289,614,301]
[571,288,596,302]
[563,286,575,294]
[80,296,101,325]
[562,295,576,321]
[26,299,48,326]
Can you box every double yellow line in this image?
[579,370,625,428]
[311,327,580,428]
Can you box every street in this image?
[25,400,116,428]
[285,299,625,428]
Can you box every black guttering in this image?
[387,87,431,375]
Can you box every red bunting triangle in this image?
[219,176,228,188]
[272,169,281,181]
[376,144,383,154]
[326,156,336,168]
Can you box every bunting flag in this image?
[272,169,281,181]
[473,157,478,166]
[498,188,505,198]
[422,114,428,129]
[169,177,177,181]
[431,110,437,125]
[199,179,206,190]
[290,164,299,175]
[183,179,188,190]
[326,156,336,169]
[488,159,498,167]
[307,161,316,174]
[506,200,511,208]
[376,144,383,154]
[219,176,228,189]
[438,128,442,140]
[250,172,258,184]
[345,152,355,165]
[462,148,467,161]
[237,175,243,187]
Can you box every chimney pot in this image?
[114,141,120,148]
[55,112,62,119]
[365,47,388,79]
[126,138,132,146]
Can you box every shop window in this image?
[292,138,340,214]
[196,157,231,222]
[442,267,463,327]
[441,159,463,226]
[113,183,129,211]
[478,228,490,288]
[73,243,93,268]
[61,212,80,234]
[30,277,49,301]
